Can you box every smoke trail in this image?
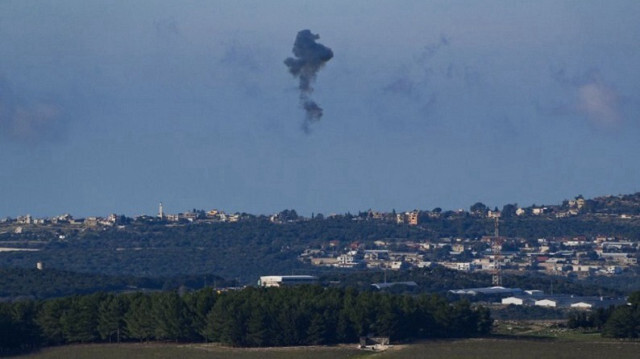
[284,29,333,133]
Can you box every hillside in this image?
[0,193,639,285]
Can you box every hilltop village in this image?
[1,194,639,281]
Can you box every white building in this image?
[570,302,594,309]
[502,296,535,306]
[535,298,560,307]
[258,275,318,287]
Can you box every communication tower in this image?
[491,216,503,286]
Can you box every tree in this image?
[183,288,217,341]
[501,204,518,218]
[602,306,638,338]
[60,294,103,343]
[152,292,191,341]
[0,302,41,352]
[245,304,270,347]
[37,298,68,345]
[470,202,488,217]
[602,292,640,338]
[97,294,129,342]
[306,313,327,345]
[125,294,155,342]
[373,296,400,339]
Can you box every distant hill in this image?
[0,192,639,284]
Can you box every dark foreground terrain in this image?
[15,338,640,359]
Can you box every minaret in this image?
[159,202,164,219]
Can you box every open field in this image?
[14,343,368,359]
[375,339,640,359]
[14,338,640,359]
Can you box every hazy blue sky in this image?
[1,1,639,217]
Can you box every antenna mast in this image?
[491,216,503,286]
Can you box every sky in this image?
[1,1,640,218]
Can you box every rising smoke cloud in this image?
[548,68,622,128]
[284,29,333,133]
[0,77,62,144]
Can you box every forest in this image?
[566,291,640,338]
[2,284,638,354]
[0,285,492,353]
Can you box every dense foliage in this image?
[566,291,640,338]
[601,291,640,338]
[0,267,231,300]
[0,286,492,353]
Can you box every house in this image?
[452,244,466,253]
[364,250,390,260]
[441,262,476,272]
[386,261,408,270]
[335,253,364,268]
[311,257,339,266]
[407,211,419,225]
[532,207,547,215]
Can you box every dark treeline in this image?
[567,291,640,338]
[0,267,232,300]
[0,285,491,353]
[0,265,623,303]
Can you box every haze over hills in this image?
[0,192,638,289]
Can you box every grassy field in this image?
[376,338,640,359]
[15,343,368,359]
[14,338,640,359]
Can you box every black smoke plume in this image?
[284,29,333,133]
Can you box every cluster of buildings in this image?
[4,213,123,230]
[450,286,626,309]
[0,204,245,230]
[299,234,639,278]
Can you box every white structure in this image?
[258,275,318,287]
[570,302,594,309]
[524,290,544,296]
[535,299,559,307]
[502,297,531,306]
[502,297,535,305]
